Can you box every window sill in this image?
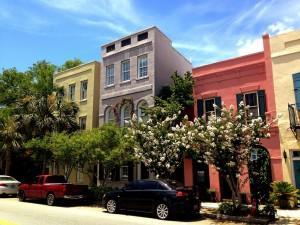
[136,76,149,81]
[120,80,131,84]
[80,99,87,103]
[105,84,115,88]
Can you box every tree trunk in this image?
[5,150,12,175]
[42,150,47,174]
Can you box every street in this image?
[0,198,245,225]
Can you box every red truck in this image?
[18,175,88,206]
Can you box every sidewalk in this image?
[201,202,300,219]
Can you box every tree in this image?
[18,93,79,173]
[0,118,23,175]
[176,102,272,208]
[128,113,185,178]
[0,68,32,107]
[27,60,57,98]
[58,58,83,72]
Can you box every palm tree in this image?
[15,92,79,174]
[0,118,23,175]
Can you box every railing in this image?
[288,103,300,139]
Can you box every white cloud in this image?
[79,19,130,35]
[267,21,294,35]
[236,38,263,56]
[38,0,140,25]
[173,42,218,53]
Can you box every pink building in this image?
[187,35,283,201]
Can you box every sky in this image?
[1,0,300,71]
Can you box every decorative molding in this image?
[102,84,152,100]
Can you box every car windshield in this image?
[45,176,66,183]
[0,176,16,181]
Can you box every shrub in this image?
[270,181,298,209]
[218,202,250,216]
[258,204,277,220]
[87,186,116,203]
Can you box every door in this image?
[293,161,300,189]
[292,151,300,189]
[193,160,210,201]
[118,182,140,211]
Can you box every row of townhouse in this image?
[52,26,192,186]
[52,25,300,201]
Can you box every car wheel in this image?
[18,191,26,202]
[106,199,118,213]
[156,203,169,220]
[46,193,56,206]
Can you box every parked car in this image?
[18,175,88,206]
[0,175,21,196]
[103,179,200,220]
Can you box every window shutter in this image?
[293,73,300,109]
[258,90,266,120]
[99,164,104,180]
[215,97,222,117]
[112,166,120,181]
[197,99,204,117]
[128,162,134,181]
[236,94,243,110]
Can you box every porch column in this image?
[96,160,100,187]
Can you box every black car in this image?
[102,179,200,220]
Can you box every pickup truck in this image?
[18,175,88,206]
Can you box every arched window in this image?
[105,107,115,124]
[121,104,132,126]
[137,100,148,121]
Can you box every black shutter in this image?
[258,90,266,120]
[236,94,243,110]
[99,164,104,180]
[215,97,222,117]
[112,166,120,181]
[197,99,204,117]
[128,162,134,181]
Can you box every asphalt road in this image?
[0,198,246,225]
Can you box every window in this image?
[204,98,216,119]
[105,107,115,124]
[137,100,148,121]
[137,55,148,78]
[80,80,88,100]
[244,92,259,117]
[121,104,131,126]
[121,38,131,47]
[106,65,114,86]
[106,44,115,53]
[138,32,148,41]
[68,84,75,102]
[79,116,87,130]
[121,60,130,82]
[250,149,258,161]
[120,166,128,180]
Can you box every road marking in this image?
[0,219,18,225]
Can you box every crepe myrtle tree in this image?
[128,112,187,178]
[177,101,273,208]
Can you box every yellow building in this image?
[53,61,101,185]
[270,30,300,188]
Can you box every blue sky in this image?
[1,0,300,71]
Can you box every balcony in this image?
[288,103,300,139]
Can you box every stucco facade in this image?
[53,61,101,185]
[270,30,300,188]
[191,35,283,201]
[99,26,192,126]
[98,26,192,186]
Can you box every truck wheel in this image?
[46,193,56,206]
[18,191,26,202]
[106,199,118,213]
